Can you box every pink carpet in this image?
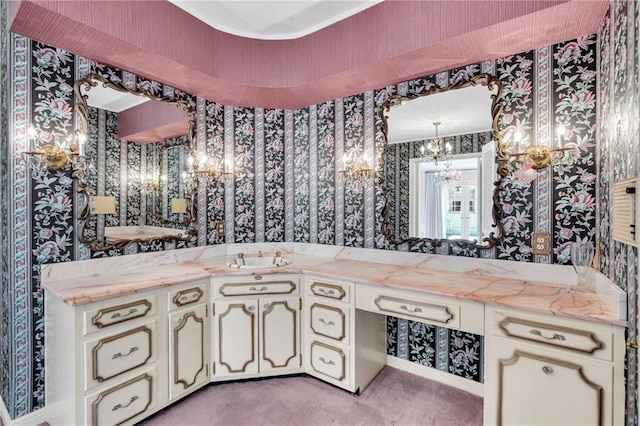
[139,367,483,425]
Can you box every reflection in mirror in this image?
[380,73,507,249]
[75,74,196,251]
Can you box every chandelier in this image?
[420,121,452,165]
[23,125,89,176]
[434,161,462,184]
[507,124,574,171]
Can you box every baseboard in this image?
[0,397,49,426]
[386,355,484,397]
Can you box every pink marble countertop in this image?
[41,244,627,327]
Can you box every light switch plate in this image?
[531,232,550,255]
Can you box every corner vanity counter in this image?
[41,243,627,426]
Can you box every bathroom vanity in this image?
[41,243,627,426]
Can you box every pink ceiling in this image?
[9,0,608,109]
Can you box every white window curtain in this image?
[424,172,444,239]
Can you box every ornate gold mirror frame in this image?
[75,74,197,252]
[379,73,508,249]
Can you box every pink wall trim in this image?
[10,0,608,109]
[118,99,190,143]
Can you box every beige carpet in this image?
[139,367,483,425]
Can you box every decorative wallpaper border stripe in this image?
[334,98,344,246]
[119,140,127,225]
[255,108,265,242]
[10,33,29,418]
[284,110,294,241]
[364,90,375,249]
[197,97,207,245]
[309,105,318,244]
[224,105,235,243]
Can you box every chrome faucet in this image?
[237,253,244,259]
[275,251,281,258]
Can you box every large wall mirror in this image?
[379,73,508,249]
[75,74,197,252]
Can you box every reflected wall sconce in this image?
[185,153,232,187]
[339,152,374,182]
[507,124,575,171]
[23,125,88,175]
[420,121,452,165]
[140,172,166,193]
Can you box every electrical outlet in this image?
[216,221,225,235]
[531,232,550,255]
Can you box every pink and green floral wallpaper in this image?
[0,0,638,423]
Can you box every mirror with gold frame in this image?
[379,73,508,249]
[75,74,197,252]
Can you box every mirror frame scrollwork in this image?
[378,73,508,250]
[74,73,197,252]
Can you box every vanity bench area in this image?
[41,243,627,426]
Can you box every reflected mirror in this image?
[75,74,196,251]
[379,73,507,249]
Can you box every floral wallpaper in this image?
[1,2,638,422]
[599,1,639,424]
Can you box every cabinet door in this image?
[168,303,208,401]
[215,299,259,376]
[259,297,300,373]
[493,340,611,426]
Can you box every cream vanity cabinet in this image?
[44,277,211,426]
[211,275,303,378]
[167,281,210,401]
[304,276,386,393]
[483,306,626,426]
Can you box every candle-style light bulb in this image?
[556,124,565,148]
[199,155,208,167]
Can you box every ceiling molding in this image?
[9,0,608,109]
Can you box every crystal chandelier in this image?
[420,121,452,165]
[434,161,462,184]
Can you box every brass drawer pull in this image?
[319,318,335,326]
[530,329,566,341]
[249,286,268,292]
[400,305,423,314]
[319,357,335,366]
[111,308,138,319]
[112,346,139,360]
[318,288,335,295]
[112,395,139,411]
[542,366,553,375]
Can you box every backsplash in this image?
[0,1,637,423]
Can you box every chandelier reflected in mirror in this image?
[420,121,452,165]
[434,160,462,184]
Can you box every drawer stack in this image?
[83,292,160,426]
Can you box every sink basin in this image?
[226,256,291,270]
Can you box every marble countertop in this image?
[41,243,628,327]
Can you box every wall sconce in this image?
[185,153,232,186]
[23,125,88,174]
[339,152,374,182]
[420,121,452,165]
[507,124,574,171]
[90,196,116,214]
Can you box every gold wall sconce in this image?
[339,152,374,182]
[507,124,574,171]
[23,125,88,174]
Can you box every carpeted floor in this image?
[139,367,483,426]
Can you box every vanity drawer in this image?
[308,340,349,385]
[85,294,156,335]
[356,284,484,335]
[167,281,207,310]
[217,279,299,297]
[307,279,351,303]
[85,321,156,390]
[85,368,156,426]
[491,309,613,362]
[308,302,350,344]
